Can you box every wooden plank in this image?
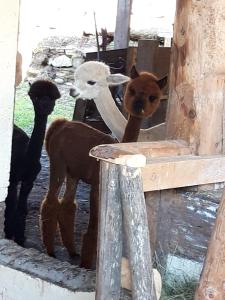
[96,162,122,300]
[142,155,225,192]
[126,47,137,75]
[119,165,156,300]
[195,188,225,300]
[136,39,159,73]
[114,0,132,49]
[90,140,191,164]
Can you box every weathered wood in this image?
[142,155,225,192]
[126,47,137,75]
[119,165,156,300]
[114,0,133,49]
[90,142,225,191]
[195,188,225,300]
[166,0,225,155]
[72,98,87,122]
[96,162,122,300]
[90,140,191,164]
[136,40,159,73]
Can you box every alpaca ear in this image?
[53,88,61,100]
[130,65,139,79]
[157,75,168,89]
[106,74,130,86]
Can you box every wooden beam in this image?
[195,188,225,299]
[96,162,122,300]
[90,142,225,192]
[119,165,157,299]
[142,155,225,192]
[90,140,191,164]
[114,0,132,49]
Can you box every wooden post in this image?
[195,188,225,299]
[119,165,156,300]
[136,39,159,73]
[114,0,133,49]
[166,0,225,155]
[72,98,87,122]
[96,162,122,300]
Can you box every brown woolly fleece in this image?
[40,65,167,269]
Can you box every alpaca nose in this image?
[70,88,79,98]
[133,99,144,113]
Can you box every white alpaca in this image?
[70,61,166,142]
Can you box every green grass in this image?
[14,82,75,134]
[160,275,197,300]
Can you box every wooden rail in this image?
[90,140,225,299]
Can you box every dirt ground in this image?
[24,149,91,266]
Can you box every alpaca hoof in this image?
[14,236,25,247]
[80,260,96,270]
[48,252,56,258]
[69,251,80,258]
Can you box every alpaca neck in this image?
[94,88,127,141]
[26,114,48,163]
[122,115,142,143]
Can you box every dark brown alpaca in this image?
[5,80,60,245]
[40,64,167,269]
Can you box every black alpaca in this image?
[5,80,61,246]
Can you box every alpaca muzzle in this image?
[132,99,145,114]
[70,88,80,98]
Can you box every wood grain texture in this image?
[195,188,225,300]
[96,162,122,300]
[90,139,191,164]
[119,165,156,300]
[166,0,225,155]
[142,155,225,191]
[114,0,133,49]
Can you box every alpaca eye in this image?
[149,95,157,102]
[87,80,96,85]
[129,87,135,96]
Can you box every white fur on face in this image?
[72,61,130,99]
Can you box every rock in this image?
[121,257,162,299]
[54,78,64,84]
[49,55,72,67]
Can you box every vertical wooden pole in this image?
[114,0,133,49]
[119,165,156,300]
[195,188,225,299]
[166,0,225,155]
[96,162,122,300]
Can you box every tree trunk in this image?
[166,0,225,155]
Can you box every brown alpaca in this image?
[40,63,167,269]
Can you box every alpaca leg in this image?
[40,161,65,256]
[80,184,99,269]
[14,180,34,245]
[58,175,78,256]
[4,182,18,239]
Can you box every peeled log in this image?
[166,0,225,155]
